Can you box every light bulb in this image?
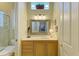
[43,16,46,20]
[39,15,41,20]
[34,15,38,20]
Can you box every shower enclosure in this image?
[0,11,11,51]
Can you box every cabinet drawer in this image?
[22,46,33,49]
[22,41,33,46]
[22,53,33,56]
[22,49,33,56]
[22,49,33,53]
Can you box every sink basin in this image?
[27,35,49,39]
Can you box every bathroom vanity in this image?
[21,37,58,56]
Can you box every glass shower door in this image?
[0,11,10,50]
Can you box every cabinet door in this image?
[21,41,34,56]
[34,41,47,56]
[47,41,58,56]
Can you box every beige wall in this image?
[0,2,15,15]
[17,2,27,40]
[52,2,59,55]
[53,2,59,26]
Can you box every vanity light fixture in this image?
[42,15,46,20]
[38,14,41,20]
[33,14,46,20]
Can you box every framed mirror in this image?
[30,20,50,35]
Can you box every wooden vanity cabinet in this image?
[21,40,58,56]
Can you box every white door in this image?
[58,2,79,56]
[71,2,79,56]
